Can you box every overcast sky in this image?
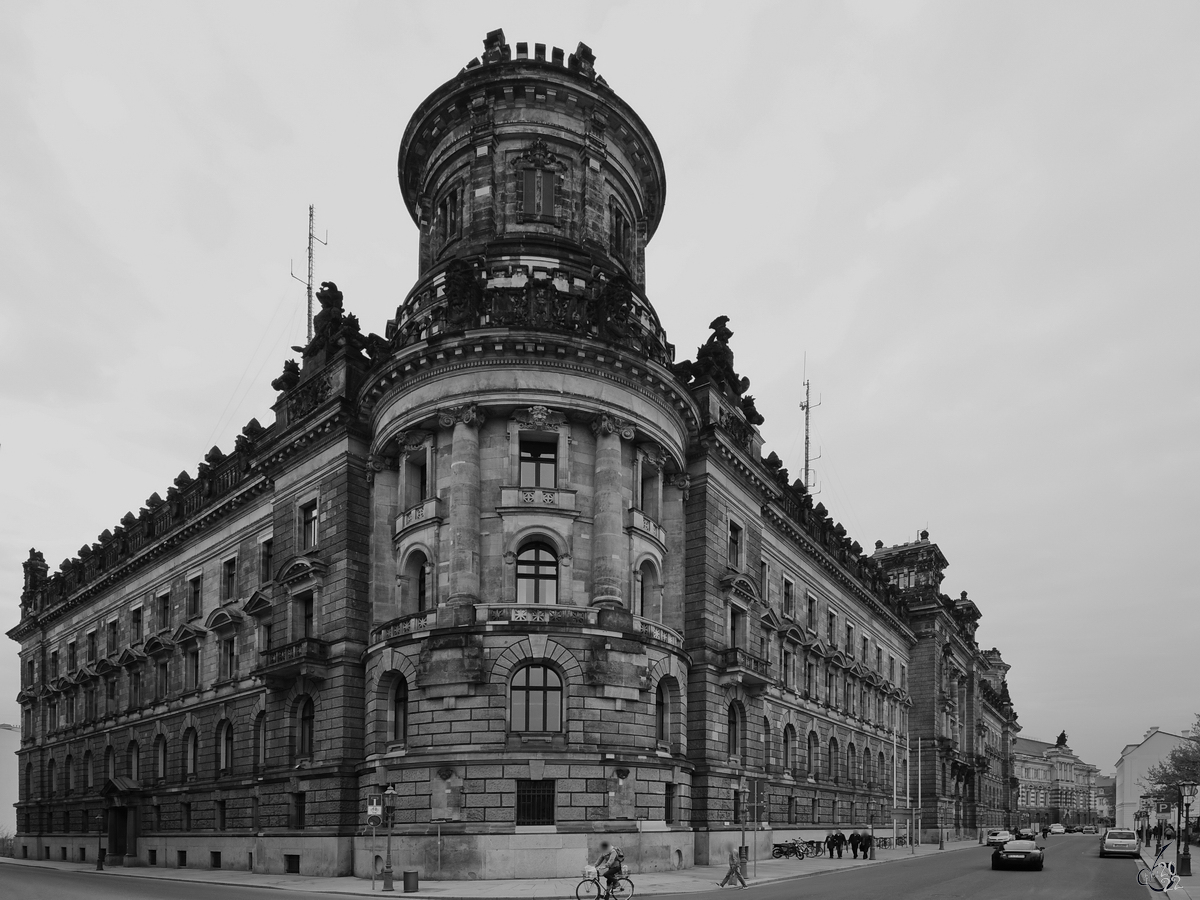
[2,1,1197,779]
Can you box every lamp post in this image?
[95,811,105,870]
[1181,781,1198,877]
[382,784,397,892]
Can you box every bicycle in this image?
[895,835,908,847]
[802,840,821,858]
[577,866,635,900]
[875,837,892,850]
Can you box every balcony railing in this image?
[476,603,599,627]
[720,647,772,685]
[626,508,665,543]
[634,615,683,649]
[498,486,577,512]
[254,638,330,684]
[395,497,442,535]
[372,610,437,643]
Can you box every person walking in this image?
[718,847,747,889]
[860,831,872,861]
[834,829,845,859]
[824,832,836,858]
[849,831,861,859]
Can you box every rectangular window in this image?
[783,579,794,618]
[130,670,142,708]
[261,622,274,652]
[67,642,77,671]
[901,664,907,690]
[825,670,835,707]
[181,803,191,832]
[729,607,746,649]
[862,636,869,664]
[221,559,237,603]
[157,594,170,632]
[437,188,460,243]
[25,658,35,686]
[156,660,168,700]
[827,611,836,645]
[84,686,96,720]
[405,456,429,508]
[522,169,555,219]
[805,663,814,697]
[889,656,896,682]
[300,501,318,550]
[107,620,119,654]
[259,539,274,583]
[86,632,97,663]
[807,594,816,631]
[876,648,883,673]
[292,792,306,829]
[186,647,200,691]
[220,637,237,681]
[300,595,314,639]
[783,650,793,689]
[846,624,854,657]
[105,678,116,713]
[50,651,59,680]
[188,576,202,618]
[515,779,556,826]
[665,782,677,825]
[727,522,742,568]
[216,800,226,832]
[519,439,556,488]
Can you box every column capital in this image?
[438,404,486,429]
[590,413,635,440]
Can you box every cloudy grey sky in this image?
[2,0,1197,778]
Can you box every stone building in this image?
[1114,726,1195,828]
[1013,733,1099,827]
[872,534,1020,838]
[9,29,1015,877]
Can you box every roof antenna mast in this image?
[290,204,328,341]
[799,354,822,494]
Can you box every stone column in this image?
[590,414,634,609]
[441,405,484,607]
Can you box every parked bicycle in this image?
[771,839,807,859]
[577,864,635,900]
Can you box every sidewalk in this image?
[1,839,982,898]
[1139,842,1197,899]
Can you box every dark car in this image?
[991,839,1045,871]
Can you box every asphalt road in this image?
[0,835,1152,900]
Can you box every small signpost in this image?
[368,794,384,890]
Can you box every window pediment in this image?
[720,572,761,605]
[205,606,244,633]
[242,590,273,619]
[144,635,175,657]
[116,648,146,669]
[171,622,207,645]
[276,555,328,591]
[72,665,98,684]
[760,609,784,632]
[93,658,116,676]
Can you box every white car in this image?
[1100,829,1139,858]
[986,830,1014,848]
[1049,823,1066,835]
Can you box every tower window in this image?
[521,169,556,220]
[610,203,633,263]
[516,542,558,604]
[510,664,562,733]
[519,440,556,488]
[300,501,318,550]
[437,187,460,244]
[727,522,742,568]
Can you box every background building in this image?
[9,29,1017,878]
[1013,733,1099,827]
[1114,726,1195,829]
[1094,774,1115,826]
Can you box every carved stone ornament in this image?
[590,413,636,441]
[672,472,692,500]
[514,138,559,169]
[437,767,455,782]
[396,430,432,454]
[438,404,486,429]
[640,443,668,472]
[365,454,394,485]
[512,406,566,431]
[718,408,754,450]
[286,371,333,420]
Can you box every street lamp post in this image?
[1181,781,1198,877]
[95,811,105,870]
[382,784,397,892]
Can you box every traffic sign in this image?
[368,794,383,817]
[367,814,383,828]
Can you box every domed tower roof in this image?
[388,29,671,366]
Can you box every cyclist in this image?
[595,842,624,894]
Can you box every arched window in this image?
[83,751,93,791]
[391,677,408,744]
[782,725,795,775]
[298,697,315,757]
[403,551,429,613]
[105,745,115,780]
[727,704,740,759]
[184,729,198,778]
[46,759,56,798]
[127,741,140,780]
[510,664,562,732]
[64,755,73,796]
[808,732,819,777]
[218,721,234,773]
[156,737,168,781]
[879,751,887,788]
[655,681,669,743]
[847,742,857,783]
[638,561,661,621]
[515,542,558,604]
[863,747,872,785]
[827,737,839,783]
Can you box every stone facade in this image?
[872,535,1021,839]
[9,29,1018,878]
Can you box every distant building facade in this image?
[1094,774,1115,826]
[1114,726,1195,828]
[1012,734,1099,827]
[9,30,1018,878]
[872,536,1020,837]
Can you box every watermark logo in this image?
[1138,843,1181,892]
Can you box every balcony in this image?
[719,647,772,688]
[498,486,578,514]
[395,497,443,536]
[476,603,599,628]
[372,610,437,643]
[254,638,330,687]
[626,508,666,544]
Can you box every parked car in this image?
[992,838,1045,870]
[1100,829,1140,858]
[1049,823,1066,834]
[1082,825,1097,834]
[986,830,1014,849]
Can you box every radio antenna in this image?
[290,204,328,341]
[799,363,822,494]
